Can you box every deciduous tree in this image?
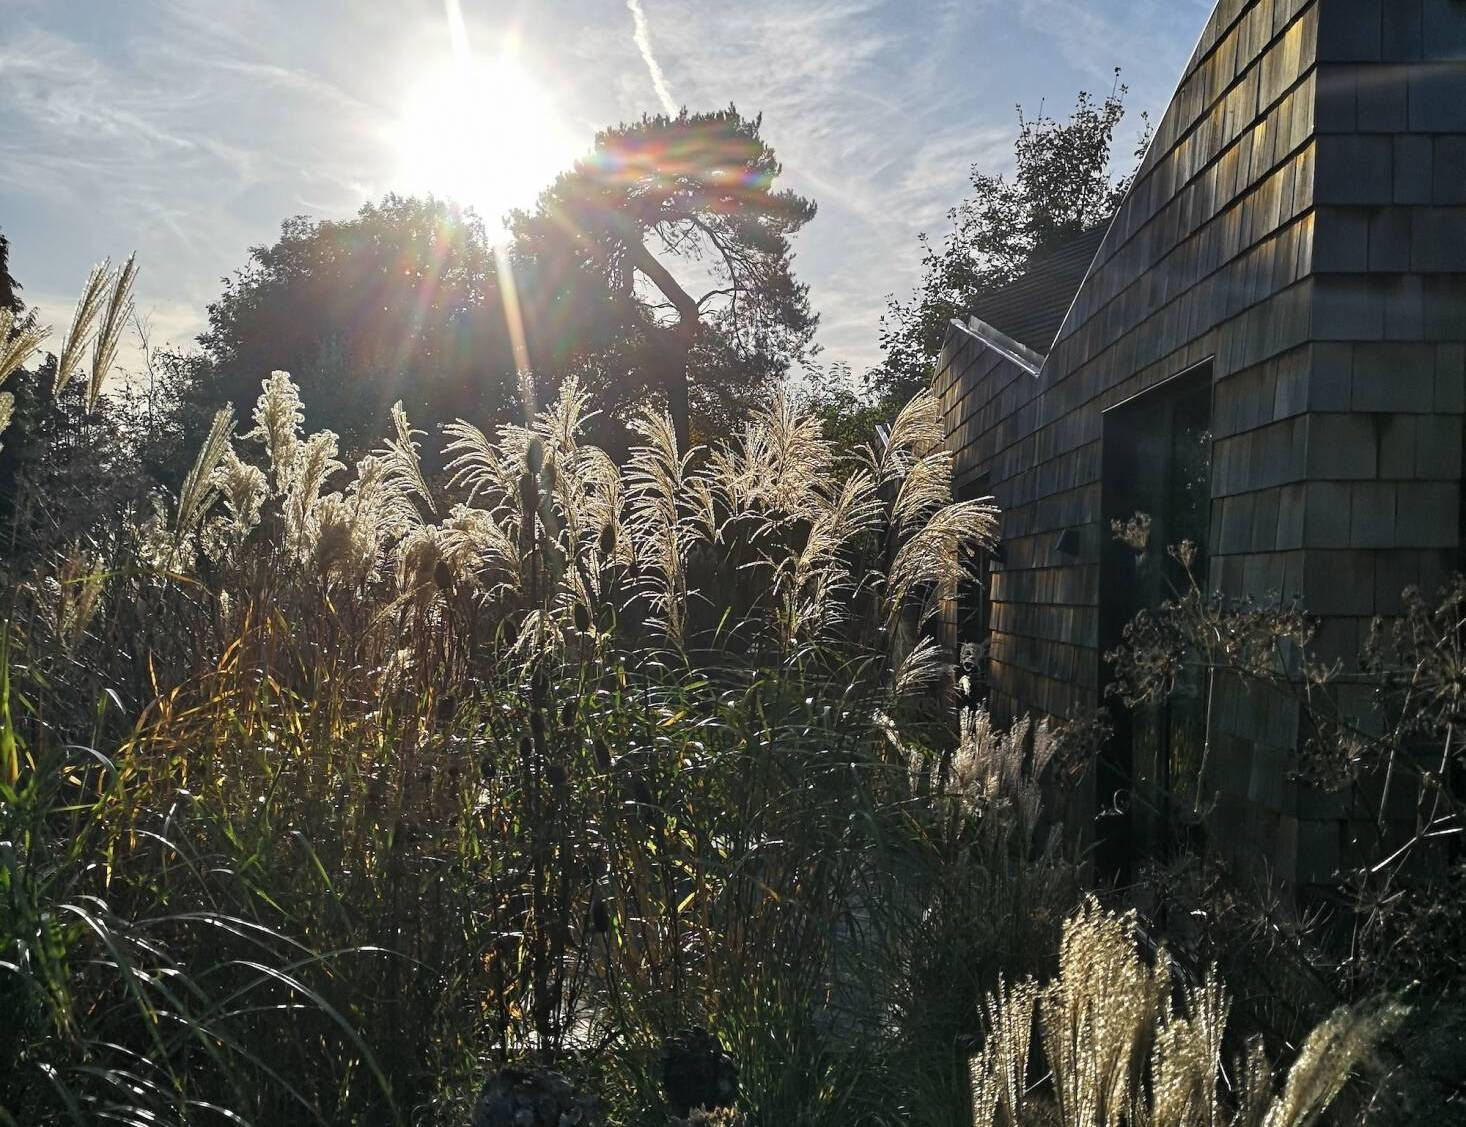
[872,77,1147,404]
[195,196,518,456]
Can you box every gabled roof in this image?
[965,224,1108,356]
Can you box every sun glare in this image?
[395,37,578,239]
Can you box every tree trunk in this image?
[621,236,699,453]
[569,210,701,451]
[664,317,695,452]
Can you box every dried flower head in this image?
[1111,510,1152,553]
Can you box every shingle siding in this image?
[935,0,1466,886]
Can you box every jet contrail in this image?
[626,0,679,116]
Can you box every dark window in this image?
[1098,362,1213,880]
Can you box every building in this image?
[936,0,1466,886]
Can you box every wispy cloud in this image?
[625,0,679,116]
[1011,0,1213,112]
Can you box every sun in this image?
[395,38,578,238]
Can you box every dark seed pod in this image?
[559,698,577,728]
[479,753,495,779]
[519,735,534,762]
[598,523,616,558]
[546,761,567,787]
[592,738,612,773]
[573,601,591,634]
[531,669,550,709]
[591,896,610,934]
[530,710,546,739]
[433,559,454,591]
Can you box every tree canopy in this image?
[184,109,818,459]
[0,232,22,316]
[511,107,817,447]
[870,78,1147,405]
[194,196,519,456]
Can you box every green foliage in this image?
[5,225,1438,1126]
[194,196,520,457]
[795,363,892,460]
[3,316,1057,1124]
[872,77,1147,405]
[0,230,22,316]
[0,255,197,577]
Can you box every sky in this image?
[0,0,1212,389]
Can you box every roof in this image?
[965,224,1108,355]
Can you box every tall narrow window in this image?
[1098,362,1213,878]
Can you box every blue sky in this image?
[0,0,1211,384]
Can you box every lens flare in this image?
[394,13,578,239]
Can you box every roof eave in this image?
[946,316,1046,377]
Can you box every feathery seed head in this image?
[246,371,305,494]
[1,308,51,389]
[377,400,437,515]
[87,252,137,411]
[211,447,268,532]
[54,260,111,398]
[175,406,236,546]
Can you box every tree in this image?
[195,196,519,456]
[512,107,818,449]
[0,232,22,316]
[871,76,1148,405]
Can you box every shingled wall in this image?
[934,0,1466,885]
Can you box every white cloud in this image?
[625,0,679,116]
